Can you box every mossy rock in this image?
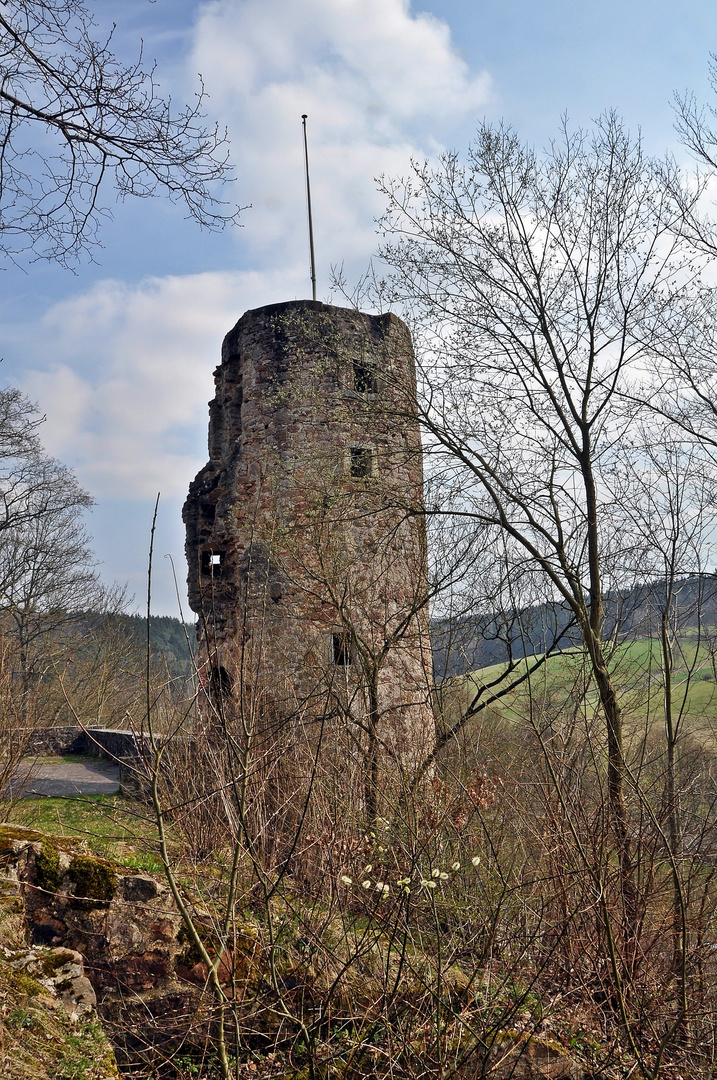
[36,843,62,894]
[0,824,43,852]
[68,855,117,909]
[39,949,78,977]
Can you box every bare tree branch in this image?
[0,0,242,265]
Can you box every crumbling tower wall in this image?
[183,300,434,773]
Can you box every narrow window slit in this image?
[332,632,351,666]
[350,447,372,478]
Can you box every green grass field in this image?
[444,633,717,739]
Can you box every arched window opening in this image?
[209,664,233,704]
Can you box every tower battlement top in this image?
[223,299,407,341]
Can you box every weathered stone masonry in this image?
[183,300,434,767]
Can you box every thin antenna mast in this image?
[301,114,317,301]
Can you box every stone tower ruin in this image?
[183,300,434,787]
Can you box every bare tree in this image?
[0,386,104,714]
[0,385,43,459]
[674,54,717,170]
[0,0,239,265]
[376,114,710,925]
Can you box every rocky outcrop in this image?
[4,944,98,1020]
[0,825,216,1073]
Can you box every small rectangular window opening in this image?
[350,446,372,479]
[353,356,378,394]
[332,632,351,666]
[201,549,224,575]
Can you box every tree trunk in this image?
[588,634,638,936]
[365,672,380,823]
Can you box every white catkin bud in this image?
[471,855,481,868]
[362,880,372,889]
[452,862,461,871]
[340,875,352,886]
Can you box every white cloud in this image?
[192,0,491,273]
[195,0,487,126]
[20,268,307,499]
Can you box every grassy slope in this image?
[0,965,119,1080]
[447,635,717,739]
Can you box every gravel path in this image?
[11,757,120,798]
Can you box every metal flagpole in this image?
[301,114,317,301]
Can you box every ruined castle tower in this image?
[183,300,434,779]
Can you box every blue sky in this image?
[2,0,717,615]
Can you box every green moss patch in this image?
[68,855,117,909]
[35,842,62,894]
[11,970,45,998]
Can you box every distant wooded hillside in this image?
[70,612,196,682]
[432,575,717,679]
[114,614,196,681]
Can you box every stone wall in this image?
[17,727,81,756]
[21,728,150,762]
[74,728,150,762]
